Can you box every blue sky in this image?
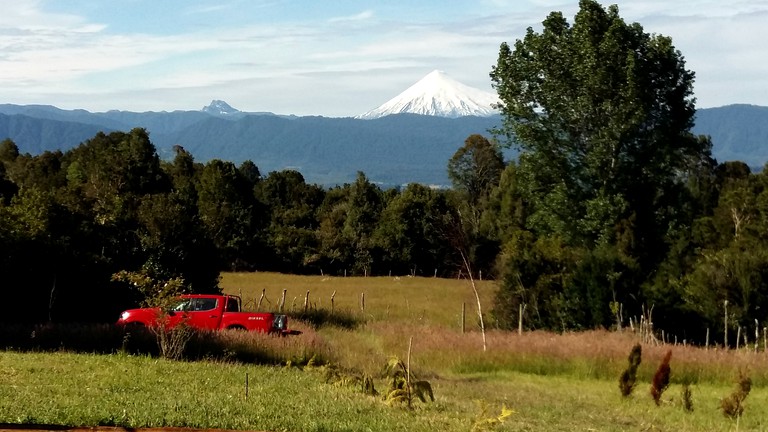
[2,0,767,117]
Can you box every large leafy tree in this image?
[316,172,383,275]
[64,128,167,225]
[490,0,707,250]
[374,183,453,276]
[197,159,259,270]
[489,0,711,329]
[447,134,506,275]
[256,169,324,272]
[447,134,505,207]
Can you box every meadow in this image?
[0,272,767,431]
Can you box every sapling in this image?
[384,337,434,408]
[681,383,694,413]
[721,372,752,419]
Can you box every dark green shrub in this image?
[618,343,642,397]
[682,383,694,412]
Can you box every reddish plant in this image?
[650,349,672,405]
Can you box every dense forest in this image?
[1,0,767,346]
[0,129,486,323]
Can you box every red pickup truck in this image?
[117,294,291,334]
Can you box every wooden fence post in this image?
[723,300,728,349]
[705,328,709,350]
[360,292,365,314]
[279,289,287,313]
[763,327,767,353]
[303,290,310,313]
[257,289,265,311]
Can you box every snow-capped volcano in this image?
[356,70,500,119]
[202,100,241,116]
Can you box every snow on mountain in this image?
[202,100,241,116]
[356,70,500,119]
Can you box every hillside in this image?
[0,113,110,154]
[694,104,768,168]
[159,114,502,186]
[1,103,768,186]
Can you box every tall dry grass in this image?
[222,272,768,386]
[320,323,768,386]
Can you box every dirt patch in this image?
[0,426,268,432]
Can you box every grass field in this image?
[0,272,766,431]
[221,271,497,328]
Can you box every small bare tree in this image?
[442,209,487,351]
[112,269,193,359]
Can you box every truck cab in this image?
[165,295,226,330]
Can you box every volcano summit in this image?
[356,70,500,119]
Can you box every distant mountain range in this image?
[0,73,767,186]
[0,102,501,186]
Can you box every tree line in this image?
[0,129,498,323]
[1,0,766,346]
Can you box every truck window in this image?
[225,298,240,312]
[171,299,192,312]
[192,298,218,311]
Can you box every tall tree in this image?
[374,183,453,276]
[316,172,383,275]
[64,128,166,225]
[490,0,707,250]
[256,170,323,272]
[0,139,19,164]
[197,159,258,270]
[446,135,506,278]
[447,134,505,206]
[489,0,710,330]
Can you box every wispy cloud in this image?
[183,4,234,15]
[328,10,374,24]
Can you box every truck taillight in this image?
[273,314,287,331]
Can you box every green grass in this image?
[1,351,766,431]
[1,272,767,430]
[0,351,428,431]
